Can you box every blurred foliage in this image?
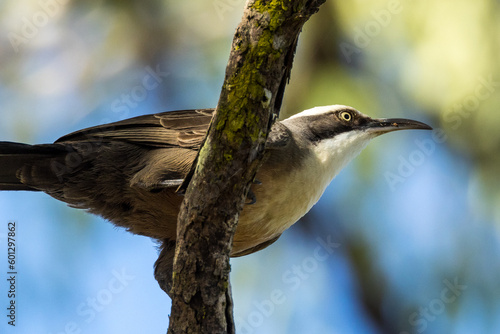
[1,0,499,333]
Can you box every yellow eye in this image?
[340,111,352,122]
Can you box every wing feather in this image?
[56,109,214,148]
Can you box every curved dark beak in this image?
[365,117,432,135]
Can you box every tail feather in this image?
[0,141,64,191]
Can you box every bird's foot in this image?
[245,179,261,205]
[246,189,257,205]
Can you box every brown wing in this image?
[55,109,214,148]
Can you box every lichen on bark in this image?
[167,1,326,333]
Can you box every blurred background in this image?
[0,0,499,333]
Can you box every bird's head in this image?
[282,105,432,179]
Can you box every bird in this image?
[0,105,431,294]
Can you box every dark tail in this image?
[0,141,65,191]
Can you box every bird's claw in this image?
[246,189,257,205]
[245,178,262,204]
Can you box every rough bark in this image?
[167,1,326,333]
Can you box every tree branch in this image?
[167,1,325,333]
